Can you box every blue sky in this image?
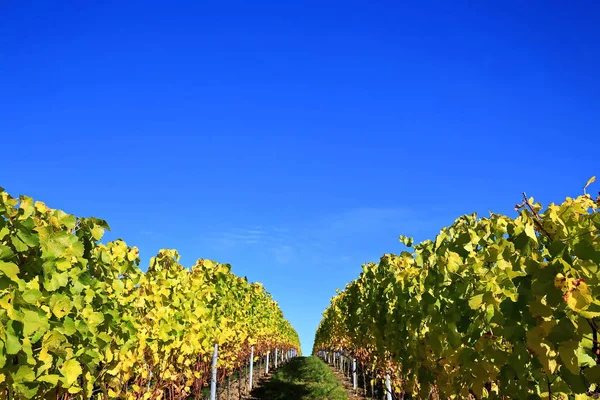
[1,1,598,355]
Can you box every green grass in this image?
[251,356,347,400]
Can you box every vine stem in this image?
[521,192,553,241]
[588,319,600,365]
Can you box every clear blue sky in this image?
[1,1,598,355]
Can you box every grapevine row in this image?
[314,180,600,399]
[0,188,300,399]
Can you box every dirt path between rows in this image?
[328,366,369,399]
[216,369,272,400]
[218,359,367,400]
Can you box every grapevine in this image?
[314,179,600,399]
[0,188,300,399]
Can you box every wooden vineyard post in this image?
[210,344,218,400]
[353,358,357,391]
[385,372,392,400]
[265,350,270,375]
[249,345,254,391]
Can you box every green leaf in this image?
[548,318,579,344]
[558,341,579,375]
[16,228,38,247]
[0,341,5,368]
[60,359,82,387]
[13,365,35,383]
[0,261,20,282]
[12,383,38,400]
[21,309,49,337]
[584,365,600,384]
[55,259,72,271]
[40,232,71,259]
[42,330,67,353]
[44,272,69,291]
[112,279,125,294]
[446,251,462,273]
[55,210,76,230]
[21,337,35,365]
[97,332,113,344]
[49,293,72,318]
[574,241,600,263]
[91,226,104,240]
[37,374,60,385]
[0,244,13,260]
[5,321,21,354]
[21,288,43,304]
[399,235,414,247]
[57,317,77,336]
[86,311,104,327]
[577,346,596,368]
[11,236,29,252]
[560,365,587,394]
[13,383,38,399]
[529,298,552,317]
[468,294,484,310]
[18,196,34,218]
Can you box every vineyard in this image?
[0,188,300,399]
[313,179,600,399]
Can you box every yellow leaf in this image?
[55,259,71,271]
[468,294,483,310]
[525,224,537,242]
[60,359,82,387]
[105,348,113,363]
[554,273,567,290]
[566,281,593,312]
[584,176,596,192]
[0,261,20,282]
[67,386,82,394]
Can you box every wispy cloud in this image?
[221,232,264,242]
[209,226,285,249]
[203,205,445,265]
[321,207,414,235]
[271,244,295,264]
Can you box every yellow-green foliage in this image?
[314,182,600,399]
[0,188,300,399]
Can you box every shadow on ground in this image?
[250,357,346,400]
